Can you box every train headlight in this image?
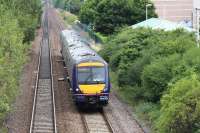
[103,88,108,92]
[76,88,79,92]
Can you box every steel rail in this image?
[29,7,57,133]
[81,109,114,133]
[29,11,44,133]
[48,10,58,133]
[81,113,90,133]
[102,109,114,133]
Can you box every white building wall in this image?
[193,0,200,9]
[153,0,193,23]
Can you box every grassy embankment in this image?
[0,1,41,132]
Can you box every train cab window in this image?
[78,67,105,84]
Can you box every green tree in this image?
[79,0,157,34]
[79,0,99,24]
[54,0,66,8]
[66,0,82,14]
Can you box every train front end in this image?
[73,62,110,106]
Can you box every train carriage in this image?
[60,29,110,106]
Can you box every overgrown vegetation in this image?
[100,27,200,132]
[0,0,41,131]
[156,74,200,133]
[79,0,157,34]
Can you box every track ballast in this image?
[29,4,57,133]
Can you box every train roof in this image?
[61,29,106,65]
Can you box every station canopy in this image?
[132,18,195,32]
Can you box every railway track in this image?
[81,109,114,133]
[29,5,57,133]
[48,7,114,133]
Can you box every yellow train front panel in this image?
[79,84,105,94]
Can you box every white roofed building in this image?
[152,0,200,28]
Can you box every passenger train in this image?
[60,29,110,106]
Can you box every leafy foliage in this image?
[79,0,157,34]
[141,54,186,102]
[66,0,82,15]
[156,74,200,133]
[183,48,200,74]
[100,27,199,131]
[0,0,41,130]
[3,0,42,43]
[79,0,99,24]
[100,28,196,101]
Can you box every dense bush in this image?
[79,0,157,34]
[100,27,199,131]
[127,54,152,86]
[156,74,200,133]
[0,5,25,124]
[0,0,41,130]
[183,48,200,74]
[141,54,186,102]
[100,28,196,101]
[99,28,160,64]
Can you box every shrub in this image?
[156,74,200,133]
[117,62,133,86]
[141,54,186,102]
[183,48,200,74]
[100,27,198,131]
[100,28,159,67]
[0,0,41,130]
[127,53,152,86]
[0,6,26,125]
[100,28,196,102]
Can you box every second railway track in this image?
[81,109,114,133]
[29,5,57,133]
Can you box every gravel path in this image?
[104,92,145,133]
